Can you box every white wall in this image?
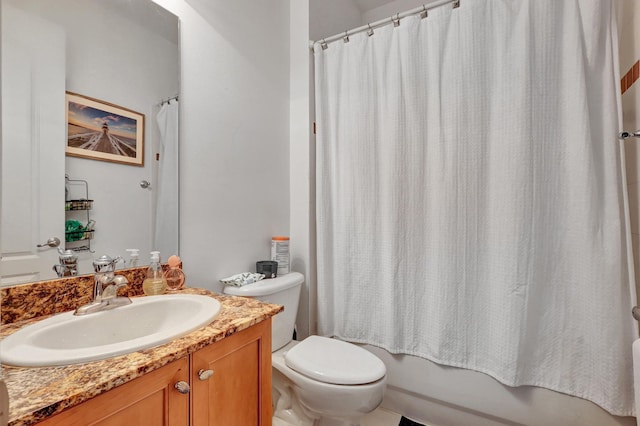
[309,0,362,41]
[10,0,179,274]
[152,0,290,291]
[290,0,314,339]
[362,0,429,23]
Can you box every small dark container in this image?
[257,260,278,278]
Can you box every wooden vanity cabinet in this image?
[35,319,272,426]
[191,318,273,426]
[37,357,190,426]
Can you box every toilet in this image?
[223,272,387,426]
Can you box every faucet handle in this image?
[110,275,129,289]
[101,275,130,299]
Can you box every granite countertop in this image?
[1,286,283,426]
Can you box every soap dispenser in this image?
[125,249,140,268]
[142,251,167,295]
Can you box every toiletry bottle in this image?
[271,236,290,275]
[126,249,140,268]
[142,251,167,295]
[165,255,185,291]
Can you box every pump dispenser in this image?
[126,249,140,268]
[142,251,167,295]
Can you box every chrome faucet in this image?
[53,248,78,278]
[74,255,132,316]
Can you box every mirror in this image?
[1,0,180,286]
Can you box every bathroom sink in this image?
[0,294,221,367]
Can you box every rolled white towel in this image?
[220,272,265,287]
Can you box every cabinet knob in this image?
[198,369,214,381]
[174,381,190,394]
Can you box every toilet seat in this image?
[284,336,386,385]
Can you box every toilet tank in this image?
[223,272,303,351]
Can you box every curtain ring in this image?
[343,31,350,43]
[453,0,460,8]
[393,13,400,27]
[320,39,328,50]
[420,5,428,19]
[367,23,374,37]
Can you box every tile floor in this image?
[360,408,402,425]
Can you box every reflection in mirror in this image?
[0,0,180,286]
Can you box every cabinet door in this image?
[192,319,272,426]
[37,357,189,426]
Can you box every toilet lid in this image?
[284,336,386,385]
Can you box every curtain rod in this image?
[619,130,640,140]
[310,0,460,50]
[158,94,178,106]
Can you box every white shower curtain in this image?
[154,100,179,256]
[315,0,637,416]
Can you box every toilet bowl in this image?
[273,338,386,424]
[223,272,387,425]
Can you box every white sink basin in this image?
[0,294,221,367]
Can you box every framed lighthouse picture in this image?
[65,92,145,166]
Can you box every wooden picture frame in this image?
[66,92,144,166]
